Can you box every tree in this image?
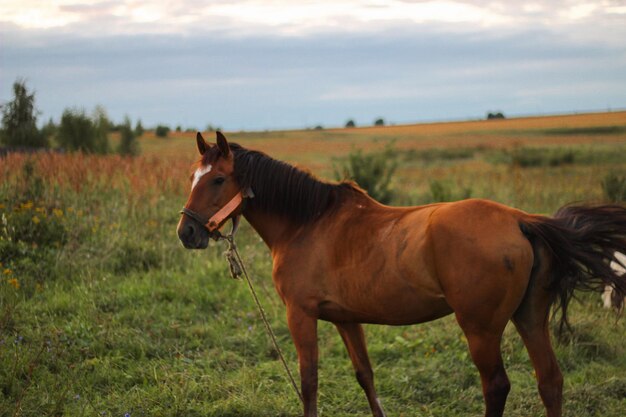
[374,118,385,126]
[93,105,110,154]
[345,119,356,128]
[117,116,140,156]
[0,79,47,148]
[41,118,57,143]
[487,112,505,120]
[134,119,144,137]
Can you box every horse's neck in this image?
[242,191,381,250]
[243,208,295,250]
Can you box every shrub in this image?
[0,79,47,148]
[155,125,170,137]
[428,180,472,203]
[602,173,626,202]
[334,144,398,204]
[509,147,575,167]
[56,107,110,154]
[403,147,477,163]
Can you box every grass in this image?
[2,111,626,416]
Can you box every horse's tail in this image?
[519,204,626,332]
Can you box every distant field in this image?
[2,111,626,416]
[136,110,626,168]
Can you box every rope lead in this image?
[221,235,304,405]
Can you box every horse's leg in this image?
[334,322,386,417]
[512,277,563,415]
[287,305,319,417]
[510,241,563,417]
[460,329,510,417]
[513,318,563,417]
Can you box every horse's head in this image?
[177,131,242,249]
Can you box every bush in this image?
[428,180,472,203]
[0,79,47,148]
[56,107,110,154]
[117,116,140,157]
[334,144,398,204]
[155,125,170,137]
[602,173,626,202]
[508,147,575,167]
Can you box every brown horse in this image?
[177,132,626,417]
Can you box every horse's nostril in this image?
[186,223,196,237]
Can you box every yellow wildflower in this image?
[67,207,75,213]
[32,215,40,224]
[0,203,5,210]
[36,207,46,213]
[7,278,19,289]
[53,208,63,218]
[3,268,11,275]
[21,201,34,210]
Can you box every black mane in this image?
[228,143,364,223]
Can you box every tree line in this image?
[0,80,141,156]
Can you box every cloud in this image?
[1,1,625,130]
[2,1,626,37]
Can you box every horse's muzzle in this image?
[177,216,209,249]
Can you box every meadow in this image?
[1,111,626,416]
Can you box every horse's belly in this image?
[317,287,453,325]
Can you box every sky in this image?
[1,1,626,131]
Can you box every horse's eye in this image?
[213,177,226,185]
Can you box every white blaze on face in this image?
[191,164,212,191]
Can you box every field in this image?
[1,111,626,416]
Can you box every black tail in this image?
[520,204,626,332]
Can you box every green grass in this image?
[2,120,626,416]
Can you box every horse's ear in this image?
[216,131,230,157]
[196,132,209,155]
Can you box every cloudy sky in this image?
[1,1,625,130]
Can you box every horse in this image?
[603,252,626,308]
[177,131,626,417]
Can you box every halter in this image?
[180,187,254,239]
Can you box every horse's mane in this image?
[213,143,366,224]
